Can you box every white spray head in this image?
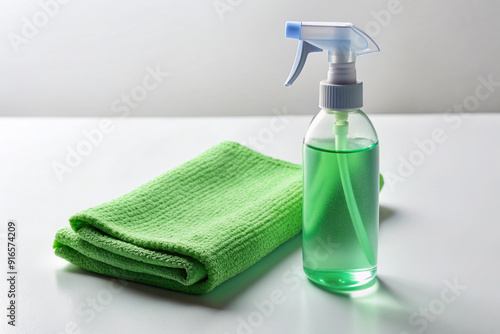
[284,21,380,110]
[284,21,380,87]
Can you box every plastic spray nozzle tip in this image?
[285,22,301,39]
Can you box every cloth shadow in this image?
[55,233,302,310]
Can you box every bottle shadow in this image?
[303,275,473,334]
[306,276,420,331]
[379,204,396,226]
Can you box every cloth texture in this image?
[53,141,303,294]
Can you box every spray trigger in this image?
[284,41,323,87]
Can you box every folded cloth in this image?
[53,141,303,294]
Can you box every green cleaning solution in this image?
[284,22,381,290]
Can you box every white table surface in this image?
[1,114,499,334]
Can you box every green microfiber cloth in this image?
[53,141,303,294]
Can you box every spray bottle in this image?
[284,21,380,290]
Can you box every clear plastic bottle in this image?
[282,21,381,290]
[302,108,379,290]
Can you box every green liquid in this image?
[302,139,379,290]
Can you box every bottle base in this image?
[304,266,377,291]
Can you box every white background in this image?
[1,0,500,117]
